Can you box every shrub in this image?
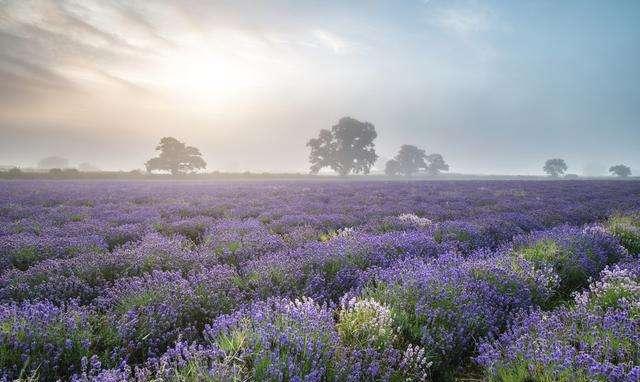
[360,255,534,378]
[145,297,339,381]
[201,219,285,266]
[477,261,640,382]
[335,297,432,381]
[432,221,487,254]
[0,301,116,381]
[607,214,640,255]
[97,268,242,364]
[0,233,106,272]
[337,297,397,350]
[576,260,640,318]
[335,344,432,382]
[510,225,627,305]
[477,307,640,381]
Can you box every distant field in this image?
[1,180,639,381]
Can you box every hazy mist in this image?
[1,0,639,174]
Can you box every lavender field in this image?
[1,180,640,381]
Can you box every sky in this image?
[1,0,639,175]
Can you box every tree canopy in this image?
[394,145,428,176]
[145,137,207,175]
[385,145,450,177]
[609,164,631,178]
[307,117,378,176]
[543,158,568,177]
[384,158,401,176]
[426,153,449,175]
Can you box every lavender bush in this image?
[477,261,640,382]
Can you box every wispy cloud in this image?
[419,1,501,62]
[433,6,491,35]
[312,29,350,54]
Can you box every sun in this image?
[141,36,275,107]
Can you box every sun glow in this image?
[131,32,285,108]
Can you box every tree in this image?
[543,158,568,177]
[426,153,450,175]
[38,156,69,169]
[307,117,378,175]
[7,167,22,177]
[609,164,631,178]
[145,137,207,175]
[384,159,401,176]
[394,145,428,176]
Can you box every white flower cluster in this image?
[336,226,355,237]
[286,296,322,315]
[399,344,432,382]
[575,265,640,311]
[338,297,396,349]
[320,227,355,242]
[341,297,393,322]
[398,213,432,228]
[509,257,560,304]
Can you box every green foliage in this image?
[0,307,101,381]
[512,239,586,304]
[609,164,632,178]
[10,247,40,270]
[607,215,640,255]
[145,137,207,175]
[307,117,378,176]
[490,362,592,382]
[362,282,424,344]
[336,298,397,350]
[115,289,163,315]
[543,158,568,177]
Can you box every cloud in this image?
[432,6,491,35]
[312,29,349,54]
[420,0,496,37]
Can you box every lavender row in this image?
[2,180,640,274]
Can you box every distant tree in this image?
[38,156,69,169]
[307,117,378,175]
[609,164,631,178]
[543,158,568,177]
[393,145,428,176]
[426,153,450,175]
[145,137,207,175]
[7,167,22,176]
[384,159,401,176]
[78,162,100,172]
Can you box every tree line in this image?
[13,117,631,178]
[305,116,450,177]
[542,158,632,178]
[142,117,633,178]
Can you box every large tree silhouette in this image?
[609,164,631,178]
[543,158,568,177]
[145,137,206,175]
[394,145,428,176]
[426,153,450,175]
[307,117,378,175]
